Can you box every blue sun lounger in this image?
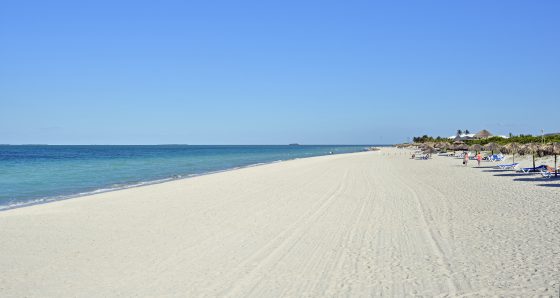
[488,154,506,162]
[519,165,547,173]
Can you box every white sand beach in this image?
[0,148,559,297]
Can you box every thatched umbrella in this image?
[451,141,468,151]
[484,142,501,155]
[469,144,484,154]
[522,143,540,170]
[502,142,521,163]
[453,143,469,151]
[422,146,438,154]
[420,142,434,149]
[553,143,560,177]
[543,142,560,177]
[435,142,450,151]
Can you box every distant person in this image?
[476,152,482,167]
[463,152,469,166]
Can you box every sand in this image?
[0,148,559,297]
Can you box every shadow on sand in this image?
[482,169,510,173]
[473,164,560,187]
[513,177,549,182]
[536,183,560,187]
[494,173,535,177]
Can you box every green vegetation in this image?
[411,134,560,145]
[465,135,560,145]
[412,135,449,143]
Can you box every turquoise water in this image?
[0,145,369,210]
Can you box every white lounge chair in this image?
[496,163,519,170]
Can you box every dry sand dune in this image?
[1,148,559,297]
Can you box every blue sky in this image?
[1,0,558,144]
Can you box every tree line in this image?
[412,134,560,145]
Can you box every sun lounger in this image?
[496,163,519,170]
[519,165,547,173]
[539,167,560,178]
[488,154,506,162]
[540,170,555,178]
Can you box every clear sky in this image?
[1,1,558,145]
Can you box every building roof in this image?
[474,129,493,139]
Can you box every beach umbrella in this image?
[452,141,465,149]
[422,142,435,150]
[435,142,450,151]
[553,143,560,177]
[453,143,468,151]
[422,147,437,157]
[483,142,501,155]
[423,147,437,153]
[502,142,521,163]
[547,142,560,177]
[469,144,483,154]
[523,143,540,170]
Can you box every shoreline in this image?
[0,149,372,212]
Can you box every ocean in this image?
[0,145,369,210]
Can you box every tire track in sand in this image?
[219,170,350,297]
[388,169,459,296]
